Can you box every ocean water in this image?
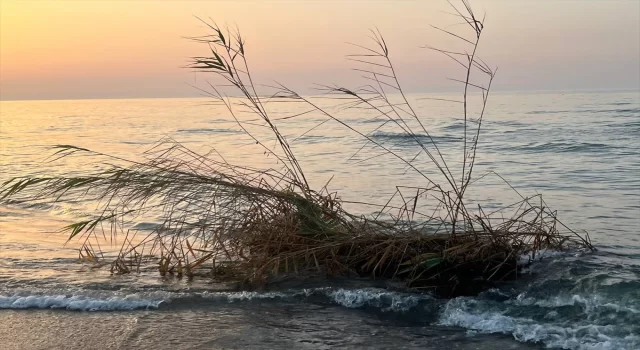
[0,90,639,349]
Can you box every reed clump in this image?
[0,1,593,297]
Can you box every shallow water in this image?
[0,90,639,349]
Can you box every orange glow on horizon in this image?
[1,0,638,100]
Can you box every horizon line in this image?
[1,87,639,103]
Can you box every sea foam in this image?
[438,297,639,350]
[0,287,427,313]
[0,294,164,311]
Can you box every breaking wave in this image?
[438,296,639,350]
[436,273,640,350]
[0,287,430,313]
[0,294,164,311]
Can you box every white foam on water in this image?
[202,287,428,312]
[0,294,164,311]
[509,293,640,314]
[201,287,428,312]
[325,288,427,312]
[0,287,428,312]
[201,290,289,301]
[438,297,640,350]
[203,287,427,312]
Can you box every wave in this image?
[186,287,432,313]
[526,109,574,115]
[612,108,640,114]
[0,294,164,311]
[438,297,639,350]
[491,120,531,127]
[3,201,94,218]
[3,281,638,349]
[526,108,639,115]
[291,134,343,145]
[604,120,640,128]
[512,141,618,154]
[176,128,243,134]
[369,131,460,144]
[324,288,429,312]
[131,222,160,231]
[508,293,640,314]
[359,117,405,124]
[206,288,430,312]
[0,287,430,313]
[440,123,465,131]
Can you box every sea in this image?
[0,90,638,350]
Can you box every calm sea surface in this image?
[0,91,639,349]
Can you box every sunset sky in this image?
[1,0,638,101]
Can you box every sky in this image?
[1,0,639,101]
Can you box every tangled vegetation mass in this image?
[1,1,593,297]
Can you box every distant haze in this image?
[1,0,639,101]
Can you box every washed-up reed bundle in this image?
[0,1,593,297]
